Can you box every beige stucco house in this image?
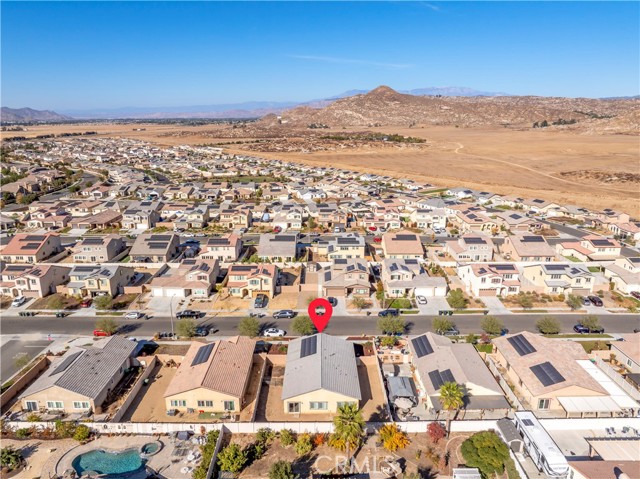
[164,337,255,414]
[0,233,63,264]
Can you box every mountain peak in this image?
[366,85,400,96]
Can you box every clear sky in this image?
[2,1,638,110]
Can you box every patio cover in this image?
[430,394,509,412]
[558,396,621,414]
[577,360,638,409]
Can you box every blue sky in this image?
[2,1,638,110]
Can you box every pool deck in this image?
[55,435,202,479]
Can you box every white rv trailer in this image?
[514,411,569,477]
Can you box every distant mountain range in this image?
[1,107,72,122]
[2,87,638,122]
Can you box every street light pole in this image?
[170,298,175,339]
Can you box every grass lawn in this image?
[588,266,601,273]
[385,297,413,309]
[580,340,612,353]
[563,255,582,263]
[452,309,487,314]
[512,309,549,313]
[475,344,493,353]
[120,255,131,263]
[28,293,80,310]
[112,293,139,310]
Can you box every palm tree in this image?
[439,382,464,436]
[332,403,365,462]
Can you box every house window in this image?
[627,359,633,368]
[288,402,301,413]
[310,401,328,410]
[73,401,90,409]
[337,402,356,409]
[197,400,214,408]
[223,401,235,411]
[170,400,187,407]
[538,398,550,410]
[46,401,64,410]
[25,401,38,412]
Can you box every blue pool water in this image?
[72,448,145,476]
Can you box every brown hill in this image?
[266,86,639,134]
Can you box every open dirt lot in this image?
[11,123,639,215]
[255,356,388,422]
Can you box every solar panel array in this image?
[300,336,318,358]
[82,237,105,245]
[507,334,537,356]
[395,234,417,241]
[207,238,231,245]
[411,336,434,358]
[545,265,567,271]
[493,264,516,271]
[24,235,46,241]
[591,239,614,247]
[530,362,565,387]
[428,369,456,390]
[231,265,254,272]
[74,266,98,272]
[191,343,215,366]
[272,235,297,242]
[148,242,169,249]
[21,243,42,250]
[509,214,523,219]
[522,418,535,426]
[465,237,487,244]
[149,234,172,241]
[522,236,544,243]
[51,352,82,376]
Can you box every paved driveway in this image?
[482,296,512,314]
[416,297,451,316]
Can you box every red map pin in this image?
[308,298,333,333]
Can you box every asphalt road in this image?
[1,313,638,338]
[0,339,51,382]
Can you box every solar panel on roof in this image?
[51,351,82,376]
[522,236,544,242]
[300,336,318,358]
[509,214,523,219]
[21,243,41,250]
[533,199,545,203]
[522,418,535,426]
[24,235,46,241]
[232,265,254,272]
[272,235,296,242]
[148,242,169,249]
[507,334,537,356]
[629,258,640,263]
[74,266,97,272]
[465,237,486,244]
[428,369,456,390]
[411,336,434,358]
[545,265,567,271]
[82,237,105,245]
[191,343,215,366]
[395,234,417,241]
[591,239,613,246]
[530,362,565,387]
[149,234,172,241]
[207,238,231,245]
[493,265,516,271]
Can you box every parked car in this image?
[254,294,268,308]
[176,309,200,319]
[500,328,510,336]
[379,227,387,233]
[93,329,112,337]
[327,297,338,307]
[194,327,210,337]
[378,309,399,317]
[239,228,248,234]
[11,296,26,307]
[273,226,282,233]
[582,297,591,306]
[416,295,428,305]
[124,311,145,320]
[368,226,377,231]
[273,310,296,319]
[588,295,604,307]
[630,291,640,300]
[182,232,195,238]
[373,237,382,243]
[438,327,460,337]
[80,298,93,308]
[263,328,286,337]
[573,323,605,334]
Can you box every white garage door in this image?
[152,287,185,298]
[415,287,435,297]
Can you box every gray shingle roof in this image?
[281,334,361,401]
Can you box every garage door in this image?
[479,289,497,297]
[152,287,185,298]
[415,287,434,297]
[571,288,591,296]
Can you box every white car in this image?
[262,328,286,337]
[416,295,428,305]
[124,311,144,320]
[11,296,26,307]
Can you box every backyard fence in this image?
[110,356,158,422]
[594,356,640,401]
[486,355,524,410]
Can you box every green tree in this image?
[380,336,398,347]
[93,294,113,310]
[95,317,118,335]
[279,429,296,447]
[217,443,247,473]
[49,295,65,311]
[176,318,196,338]
[447,289,468,309]
[465,333,478,345]
[536,316,560,334]
[377,317,406,335]
[461,431,510,478]
[330,403,365,460]
[73,424,91,442]
[439,382,464,436]
[307,217,317,229]
[239,316,261,338]
[291,316,315,336]
[432,317,454,334]
[350,296,371,311]
[580,315,601,331]
[0,446,22,470]
[480,316,504,335]
[269,460,295,479]
[294,433,313,456]
[566,294,583,311]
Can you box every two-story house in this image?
[315,233,366,260]
[0,233,64,264]
[129,233,181,263]
[381,258,447,298]
[63,265,135,298]
[457,263,521,296]
[445,234,494,262]
[604,257,640,295]
[199,234,243,262]
[501,234,556,262]
[72,235,126,263]
[150,258,220,298]
[381,231,424,260]
[0,263,70,298]
[522,264,594,295]
[321,258,372,298]
[226,263,278,298]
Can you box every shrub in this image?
[95,317,118,335]
[379,424,410,451]
[447,289,468,309]
[217,443,247,473]
[176,318,196,338]
[279,429,296,447]
[93,294,113,310]
[256,427,276,446]
[295,433,313,456]
[351,296,372,310]
[313,433,326,447]
[480,316,504,335]
[566,294,582,311]
[427,422,446,444]
[433,317,454,333]
[16,428,31,439]
[291,316,315,336]
[73,424,91,442]
[377,317,406,335]
[0,446,23,470]
[269,460,295,479]
[580,315,601,331]
[380,336,398,347]
[26,413,41,422]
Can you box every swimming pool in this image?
[72,448,146,477]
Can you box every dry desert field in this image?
[6,122,639,215]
